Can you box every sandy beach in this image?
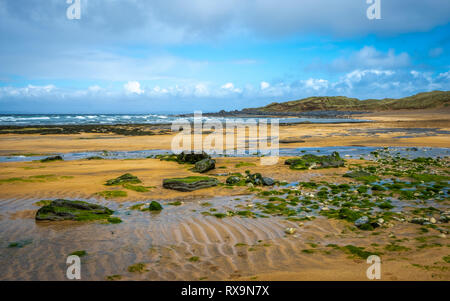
[0,111,449,281]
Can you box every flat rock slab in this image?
[163,176,219,192]
[35,199,114,221]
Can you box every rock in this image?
[284,228,296,234]
[148,201,163,211]
[261,177,275,186]
[430,217,437,224]
[226,176,241,185]
[40,155,63,163]
[354,216,369,227]
[177,151,210,164]
[35,199,114,221]
[439,233,447,238]
[377,218,384,224]
[246,183,254,188]
[192,158,216,173]
[411,217,429,225]
[279,138,306,144]
[162,176,219,192]
[106,173,141,186]
[321,206,329,211]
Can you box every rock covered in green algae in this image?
[176,151,211,164]
[226,175,242,185]
[35,199,114,221]
[285,151,345,170]
[225,171,275,187]
[148,201,163,211]
[162,176,219,192]
[192,158,216,173]
[105,173,141,186]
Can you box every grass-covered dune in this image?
[242,90,450,113]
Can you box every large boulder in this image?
[177,151,210,164]
[262,177,275,186]
[35,199,114,221]
[193,158,216,173]
[163,176,219,192]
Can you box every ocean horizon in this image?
[0,114,366,126]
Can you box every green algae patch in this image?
[235,162,256,168]
[122,183,149,192]
[168,201,182,206]
[342,245,380,259]
[188,256,200,262]
[106,274,122,281]
[107,217,123,224]
[70,250,87,257]
[8,239,32,248]
[128,263,147,273]
[97,190,127,199]
[285,152,345,170]
[163,176,219,192]
[33,200,52,207]
[35,199,114,222]
[0,174,67,184]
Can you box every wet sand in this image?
[0,111,449,281]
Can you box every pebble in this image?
[284,228,296,235]
[430,217,437,224]
[439,233,446,238]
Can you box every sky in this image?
[0,0,449,113]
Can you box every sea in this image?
[0,114,367,126]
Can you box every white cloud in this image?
[260,81,270,90]
[88,85,102,92]
[329,46,410,72]
[303,78,329,91]
[124,81,144,95]
[221,82,242,93]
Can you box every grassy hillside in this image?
[243,91,450,113]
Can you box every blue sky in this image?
[0,0,449,113]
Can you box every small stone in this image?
[377,218,384,224]
[261,177,275,186]
[321,206,329,211]
[354,216,369,227]
[430,217,437,224]
[439,233,446,238]
[284,228,296,235]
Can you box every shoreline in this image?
[0,110,448,281]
